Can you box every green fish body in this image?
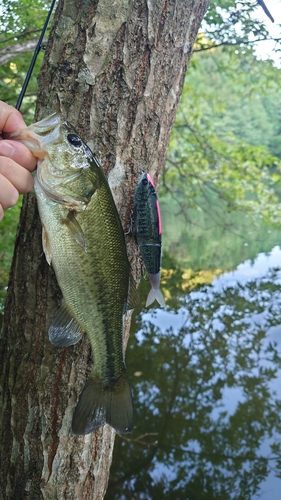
[11,113,136,434]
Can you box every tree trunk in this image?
[0,0,209,498]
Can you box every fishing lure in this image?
[134,173,165,308]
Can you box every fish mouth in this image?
[8,112,63,159]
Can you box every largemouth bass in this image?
[134,173,165,308]
[10,113,137,435]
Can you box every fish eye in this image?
[67,134,82,148]
[142,178,148,186]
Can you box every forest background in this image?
[0,0,281,309]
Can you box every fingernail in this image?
[0,141,16,157]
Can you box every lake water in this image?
[106,245,281,500]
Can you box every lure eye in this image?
[67,134,82,148]
[142,178,148,186]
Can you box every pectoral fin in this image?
[42,225,52,265]
[49,300,84,347]
[61,211,87,252]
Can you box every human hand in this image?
[0,101,37,220]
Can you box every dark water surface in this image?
[106,246,281,500]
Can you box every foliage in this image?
[0,0,53,121]
[187,47,281,156]
[160,191,281,271]
[162,47,281,226]
[0,199,21,311]
[196,0,279,52]
[161,1,281,228]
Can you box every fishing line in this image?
[15,0,57,111]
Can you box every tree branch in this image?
[0,38,47,66]
[194,36,281,53]
[0,29,42,46]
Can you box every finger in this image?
[0,157,34,196]
[0,203,4,221]
[0,101,26,133]
[0,140,37,172]
[0,174,19,210]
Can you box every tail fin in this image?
[146,288,166,308]
[72,370,134,435]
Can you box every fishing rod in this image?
[257,0,274,23]
[15,0,57,111]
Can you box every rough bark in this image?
[0,0,209,499]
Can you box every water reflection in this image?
[106,247,281,500]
